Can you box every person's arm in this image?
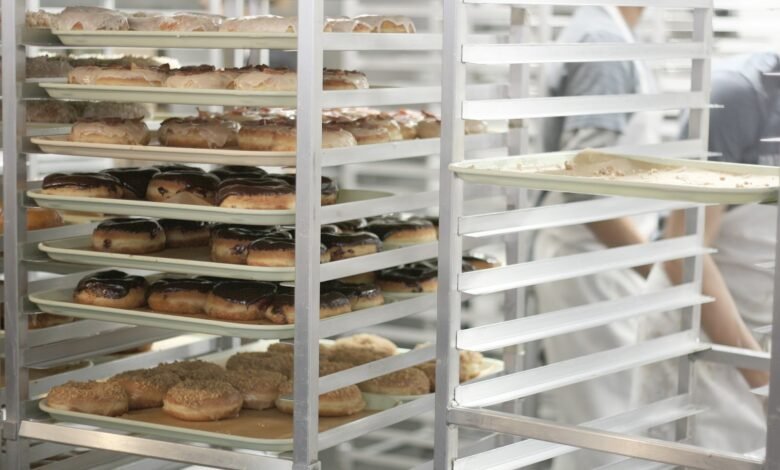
[664,207,768,388]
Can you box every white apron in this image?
[535,7,663,469]
[633,204,773,453]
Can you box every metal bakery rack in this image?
[1,2,512,470]
[436,1,780,470]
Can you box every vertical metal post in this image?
[676,5,713,441]
[765,189,780,470]
[2,0,30,468]
[293,0,323,468]
[435,0,466,466]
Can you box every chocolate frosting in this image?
[365,217,435,240]
[75,270,148,299]
[322,280,381,299]
[215,177,295,205]
[209,165,268,181]
[42,172,123,191]
[320,224,341,234]
[212,225,287,242]
[334,218,367,232]
[152,164,204,173]
[211,280,277,306]
[248,236,296,252]
[159,219,210,234]
[100,167,160,199]
[271,285,351,311]
[270,174,338,196]
[148,277,214,295]
[95,217,163,237]
[321,231,382,249]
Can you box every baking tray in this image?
[31,134,296,167]
[39,236,296,281]
[28,189,392,226]
[450,150,780,204]
[53,30,297,49]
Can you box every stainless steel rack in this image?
[436,1,779,470]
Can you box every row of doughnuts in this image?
[28,101,149,124]
[42,165,337,209]
[67,64,368,91]
[366,256,501,294]
[73,270,383,324]
[47,7,415,34]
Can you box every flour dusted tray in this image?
[450,150,780,204]
[28,189,391,226]
[39,237,296,281]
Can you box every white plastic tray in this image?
[39,236,296,281]
[31,134,296,167]
[28,189,391,226]
[450,151,780,204]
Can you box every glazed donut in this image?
[159,219,210,248]
[73,270,148,309]
[350,15,416,33]
[69,118,150,146]
[155,360,227,382]
[158,117,239,149]
[81,102,149,120]
[323,68,369,90]
[92,217,166,254]
[53,6,129,31]
[412,112,441,139]
[237,121,357,151]
[224,369,286,410]
[360,114,404,141]
[359,368,430,396]
[230,66,297,92]
[323,17,356,33]
[109,368,181,409]
[338,121,391,145]
[377,262,438,293]
[219,15,296,33]
[147,278,213,315]
[322,281,384,310]
[226,352,294,378]
[0,207,65,232]
[210,226,281,264]
[321,232,382,261]
[365,216,437,248]
[46,380,129,416]
[26,100,80,124]
[462,254,501,271]
[163,379,242,421]
[216,177,296,210]
[42,172,124,199]
[164,65,234,90]
[146,171,220,205]
[209,165,267,181]
[276,380,365,417]
[100,167,160,200]
[205,280,277,321]
[392,109,424,139]
[246,234,329,268]
[333,333,398,357]
[264,286,351,324]
[68,64,170,87]
[129,12,222,32]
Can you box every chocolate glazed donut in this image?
[210,225,286,264]
[74,269,148,308]
[216,177,296,210]
[321,231,382,261]
[322,280,384,310]
[42,172,124,199]
[100,167,160,199]
[153,164,204,173]
[377,261,439,293]
[205,280,277,321]
[365,216,437,248]
[147,278,214,315]
[92,217,166,254]
[265,285,351,324]
[271,174,339,205]
[158,219,211,248]
[146,171,220,205]
[209,165,268,181]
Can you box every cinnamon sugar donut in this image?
[147,278,213,315]
[226,352,294,378]
[220,15,296,33]
[155,360,227,382]
[415,362,436,392]
[26,56,72,79]
[224,369,286,410]
[26,10,55,29]
[26,100,80,124]
[46,380,129,416]
[92,218,166,254]
[276,380,365,417]
[68,64,169,87]
[53,6,129,31]
[205,280,277,321]
[73,270,148,309]
[264,286,351,324]
[359,368,430,395]
[69,118,151,145]
[164,65,234,90]
[163,379,242,421]
[100,166,160,200]
[146,171,220,205]
[109,368,181,409]
[334,333,398,357]
[158,117,239,149]
[81,102,149,120]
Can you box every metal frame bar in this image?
[764,187,780,469]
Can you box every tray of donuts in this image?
[29,269,387,340]
[28,165,391,225]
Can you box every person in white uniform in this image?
[635,53,777,454]
[534,6,662,469]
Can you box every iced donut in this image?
[205,280,277,321]
[322,281,384,310]
[69,118,150,145]
[159,219,211,248]
[321,231,382,261]
[264,286,351,324]
[42,172,124,199]
[100,167,160,199]
[365,216,438,248]
[146,171,220,205]
[73,270,148,309]
[210,226,285,264]
[158,116,239,149]
[147,278,213,315]
[91,217,166,254]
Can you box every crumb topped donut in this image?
[147,278,214,315]
[42,172,124,199]
[359,368,430,396]
[92,217,166,254]
[205,280,277,321]
[155,360,227,382]
[73,270,148,309]
[46,380,129,416]
[146,171,220,205]
[109,368,181,409]
[100,167,160,199]
[224,369,286,410]
[163,379,242,421]
[69,118,150,145]
[226,352,294,378]
[275,380,365,417]
[334,333,398,357]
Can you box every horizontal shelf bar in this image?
[595,459,675,470]
[27,320,131,348]
[321,191,438,225]
[318,394,435,450]
[454,394,704,470]
[760,137,780,143]
[457,284,710,352]
[463,0,710,6]
[321,86,441,108]
[463,92,709,120]
[322,33,442,51]
[448,408,762,470]
[694,344,771,371]
[455,331,705,408]
[460,197,694,237]
[459,235,710,295]
[319,294,436,338]
[463,42,707,65]
[319,346,434,394]
[752,385,769,398]
[320,242,437,282]
[23,222,97,244]
[19,421,291,470]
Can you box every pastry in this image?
[73,270,148,309]
[91,217,166,254]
